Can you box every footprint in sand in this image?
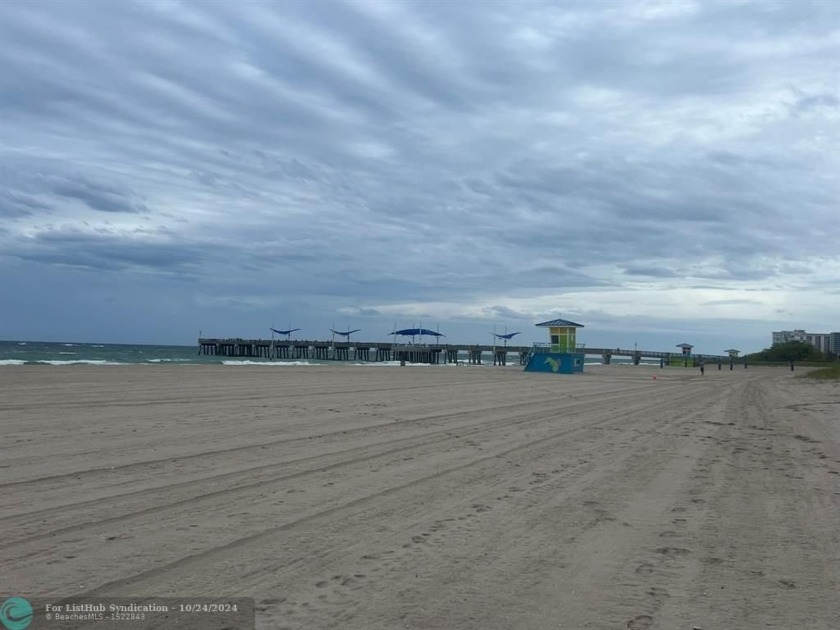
[627,614,653,629]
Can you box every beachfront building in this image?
[772,330,807,345]
[725,349,740,358]
[524,317,585,374]
[805,333,832,354]
[772,329,835,354]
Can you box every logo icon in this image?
[0,598,33,630]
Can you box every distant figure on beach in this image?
[790,360,795,372]
[660,358,664,369]
[700,361,705,376]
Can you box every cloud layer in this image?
[1,0,837,351]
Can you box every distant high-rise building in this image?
[806,333,831,354]
[830,332,840,355]
[773,329,839,356]
[772,330,807,345]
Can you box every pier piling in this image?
[197,339,731,367]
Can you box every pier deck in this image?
[197,339,733,365]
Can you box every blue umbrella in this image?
[271,328,300,340]
[492,331,521,340]
[331,329,360,339]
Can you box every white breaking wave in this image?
[352,361,454,368]
[0,359,26,365]
[147,358,193,363]
[221,360,323,367]
[36,360,124,366]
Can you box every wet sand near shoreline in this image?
[2,364,838,629]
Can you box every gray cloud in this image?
[0,191,50,218]
[10,228,203,273]
[50,176,149,214]
[623,266,680,279]
[0,0,837,350]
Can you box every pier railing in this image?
[197,338,734,365]
[197,338,532,364]
[530,342,587,353]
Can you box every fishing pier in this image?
[197,338,732,366]
[198,338,531,365]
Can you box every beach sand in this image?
[1,364,838,629]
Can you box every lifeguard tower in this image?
[524,317,585,374]
[671,342,694,367]
[725,348,740,370]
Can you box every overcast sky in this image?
[1,0,837,353]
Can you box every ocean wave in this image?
[222,360,322,366]
[146,358,193,363]
[352,361,439,367]
[0,359,26,365]
[36,360,124,366]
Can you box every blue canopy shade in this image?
[271,328,300,335]
[331,329,360,337]
[493,331,521,340]
[389,328,445,337]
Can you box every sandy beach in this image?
[1,364,838,629]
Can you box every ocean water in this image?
[0,340,651,367]
[0,340,317,366]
